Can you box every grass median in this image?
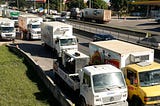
[0,45,59,106]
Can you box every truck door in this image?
[125,68,139,99]
[81,72,92,104]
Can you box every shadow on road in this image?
[17,43,54,58]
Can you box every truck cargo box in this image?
[89,40,154,68]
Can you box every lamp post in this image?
[48,0,49,14]
[89,0,91,8]
[17,0,19,10]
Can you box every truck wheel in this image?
[80,97,86,106]
[27,33,31,40]
[131,97,144,106]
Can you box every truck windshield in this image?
[32,25,40,29]
[93,72,125,93]
[60,38,77,46]
[1,27,14,32]
[139,69,160,87]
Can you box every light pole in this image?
[89,0,91,8]
[48,0,49,14]
[17,0,19,10]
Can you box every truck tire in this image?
[131,96,144,106]
[80,97,86,106]
[27,33,31,40]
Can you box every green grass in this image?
[0,45,58,106]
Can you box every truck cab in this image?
[123,62,160,106]
[27,19,42,40]
[55,36,78,57]
[0,19,15,40]
[79,64,128,106]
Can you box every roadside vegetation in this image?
[0,45,59,106]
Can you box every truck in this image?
[53,49,128,106]
[41,22,78,57]
[6,9,20,27]
[18,14,43,40]
[80,8,111,23]
[0,18,16,40]
[89,40,160,106]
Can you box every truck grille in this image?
[5,34,12,37]
[102,95,121,103]
[150,96,160,101]
[37,31,41,34]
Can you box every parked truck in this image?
[89,40,160,106]
[80,8,111,23]
[0,18,15,40]
[18,14,43,40]
[53,49,128,106]
[41,22,78,57]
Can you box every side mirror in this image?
[55,39,59,44]
[77,38,79,43]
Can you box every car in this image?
[93,34,116,42]
[137,36,160,48]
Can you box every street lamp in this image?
[89,0,91,8]
[17,0,19,10]
[48,0,49,14]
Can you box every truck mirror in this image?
[77,38,79,42]
[55,39,59,44]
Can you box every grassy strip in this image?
[0,45,59,106]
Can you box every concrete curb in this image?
[6,44,75,106]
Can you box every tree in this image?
[65,0,85,10]
[110,0,128,17]
[86,0,108,9]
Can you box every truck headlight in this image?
[95,95,101,102]
[144,97,152,102]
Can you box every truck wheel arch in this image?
[79,95,87,106]
[130,95,144,106]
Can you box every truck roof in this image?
[42,21,72,27]
[127,62,160,73]
[83,64,122,75]
[90,40,153,55]
[19,14,39,18]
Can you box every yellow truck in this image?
[89,40,160,106]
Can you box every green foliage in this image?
[92,0,108,9]
[0,46,57,105]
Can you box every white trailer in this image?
[89,40,154,68]
[41,22,78,57]
[0,18,15,40]
[18,14,43,40]
[54,49,128,106]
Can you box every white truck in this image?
[6,9,20,27]
[0,18,15,40]
[53,50,128,106]
[18,14,43,40]
[89,40,160,106]
[41,22,78,57]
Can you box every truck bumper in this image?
[100,101,128,106]
[31,34,41,39]
[1,33,16,40]
[144,104,160,106]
